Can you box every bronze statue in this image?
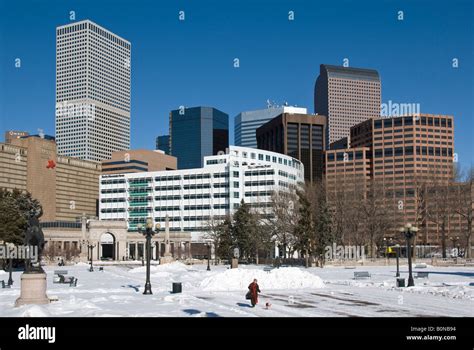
[24,207,45,273]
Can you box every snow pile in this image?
[19,305,51,317]
[128,261,189,274]
[0,270,6,275]
[200,267,325,291]
[402,284,474,300]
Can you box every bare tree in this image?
[204,215,233,262]
[359,179,398,258]
[326,173,367,248]
[266,190,299,258]
[425,165,458,258]
[454,166,473,258]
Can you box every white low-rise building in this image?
[99,146,304,242]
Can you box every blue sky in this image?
[0,0,473,168]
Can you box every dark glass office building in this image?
[156,135,170,154]
[170,107,229,169]
[256,113,327,182]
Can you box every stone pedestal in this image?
[15,273,50,307]
[231,258,239,269]
[160,255,175,265]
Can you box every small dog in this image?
[265,302,272,309]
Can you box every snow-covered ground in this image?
[0,262,472,317]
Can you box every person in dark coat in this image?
[248,279,261,307]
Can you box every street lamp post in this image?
[6,242,14,286]
[8,259,13,286]
[137,218,160,295]
[399,223,418,287]
[206,243,211,271]
[88,243,95,272]
[395,244,400,277]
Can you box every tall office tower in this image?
[169,106,228,169]
[55,20,131,162]
[156,135,170,154]
[235,106,307,148]
[326,114,455,245]
[314,64,381,148]
[256,113,326,182]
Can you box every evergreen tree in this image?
[232,199,254,259]
[0,188,43,245]
[294,190,314,265]
[314,193,333,266]
[214,216,234,260]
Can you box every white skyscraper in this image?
[55,20,131,162]
[235,106,307,148]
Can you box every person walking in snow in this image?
[248,278,261,307]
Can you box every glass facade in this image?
[170,107,228,169]
[156,135,170,154]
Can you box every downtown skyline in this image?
[0,0,472,168]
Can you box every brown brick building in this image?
[101,149,177,174]
[256,113,326,182]
[325,114,464,248]
[1,135,101,222]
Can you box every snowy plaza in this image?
[0,262,472,317]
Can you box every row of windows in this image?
[101,208,126,213]
[151,204,231,211]
[154,195,182,201]
[155,175,181,182]
[129,178,152,184]
[101,198,126,203]
[374,146,453,158]
[184,205,211,210]
[184,184,211,190]
[155,206,180,211]
[245,191,273,197]
[155,185,182,191]
[101,179,126,185]
[129,188,152,193]
[101,188,125,194]
[214,173,230,178]
[327,150,371,162]
[244,180,275,186]
[244,169,274,176]
[373,117,452,129]
[154,173,236,182]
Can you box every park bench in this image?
[1,280,11,289]
[263,266,274,273]
[53,270,69,283]
[415,271,429,279]
[53,270,77,286]
[353,271,371,279]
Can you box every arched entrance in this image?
[100,232,115,260]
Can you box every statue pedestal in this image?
[15,273,50,307]
[231,258,239,269]
[160,255,175,265]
